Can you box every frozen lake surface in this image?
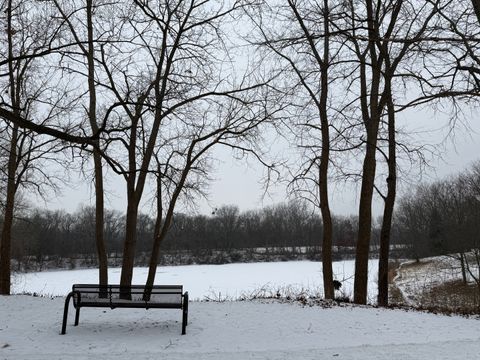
[12,260,379,302]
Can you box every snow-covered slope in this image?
[1,295,479,359]
[394,256,477,306]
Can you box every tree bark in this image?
[0,0,19,295]
[320,156,334,299]
[93,152,108,287]
[353,69,382,303]
[120,197,139,288]
[377,96,397,307]
[354,132,378,304]
[86,0,108,288]
[319,0,333,300]
[460,252,467,284]
[0,124,18,295]
[145,205,176,290]
[286,0,334,300]
[353,0,383,305]
[471,0,480,25]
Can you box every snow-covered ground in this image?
[12,260,379,302]
[1,295,479,359]
[3,260,480,359]
[394,256,477,305]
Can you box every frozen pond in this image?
[12,260,379,302]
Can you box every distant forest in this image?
[8,201,354,267]
[8,158,480,269]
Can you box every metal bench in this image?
[61,284,189,335]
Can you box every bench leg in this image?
[182,292,189,335]
[61,292,75,335]
[182,309,187,335]
[74,307,80,326]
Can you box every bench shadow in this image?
[60,309,185,338]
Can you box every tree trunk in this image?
[354,114,380,304]
[0,124,18,295]
[86,0,108,288]
[377,97,397,307]
[460,252,467,285]
[145,216,173,292]
[353,0,382,305]
[319,0,334,301]
[144,172,163,296]
[120,198,139,289]
[354,143,376,304]
[1,0,18,295]
[472,0,480,25]
[145,221,163,295]
[145,162,192,289]
[320,161,334,299]
[93,152,108,288]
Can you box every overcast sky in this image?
[43,104,480,217]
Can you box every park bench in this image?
[61,284,189,335]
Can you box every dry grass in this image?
[389,285,405,304]
[392,257,480,315]
[417,280,480,313]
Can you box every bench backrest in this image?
[72,284,183,306]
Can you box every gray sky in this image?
[45,106,480,217]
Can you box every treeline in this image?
[393,162,480,295]
[7,202,364,263]
[395,162,480,265]
[7,159,480,268]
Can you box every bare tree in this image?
[88,0,276,288]
[144,92,276,290]
[50,0,110,288]
[250,0,347,299]
[395,163,480,302]
[334,0,440,304]
[0,0,68,294]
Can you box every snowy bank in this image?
[1,295,479,360]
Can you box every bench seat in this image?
[61,284,189,335]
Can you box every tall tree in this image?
[51,0,109,288]
[376,93,396,306]
[91,0,274,288]
[0,0,66,294]
[337,0,439,304]
[144,92,274,290]
[251,0,343,299]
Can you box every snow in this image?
[12,260,380,302]
[394,256,477,305]
[1,295,479,359]
[3,260,480,359]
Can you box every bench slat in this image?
[73,285,183,303]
